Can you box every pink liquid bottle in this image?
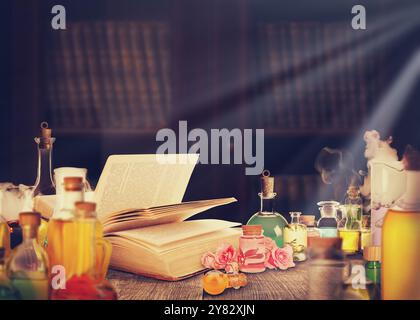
[238,225,266,273]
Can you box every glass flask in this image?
[284,212,307,261]
[0,248,20,300]
[317,201,339,238]
[51,202,117,300]
[202,270,247,295]
[7,212,49,300]
[247,171,288,248]
[47,177,84,282]
[33,122,56,197]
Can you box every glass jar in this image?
[238,225,266,273]
[317,201,339,238]
[284,212,307,261]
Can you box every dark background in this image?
[1,0,419,223]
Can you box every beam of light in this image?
[178,2,420,126]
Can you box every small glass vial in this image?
[238,225,266,273]
[300,215,320,247]
[364,246,381,285]
[7,212,49,300]
[284,212,307,261]
[360,215,371,251]
[202,270,247,295]
[317,201,339,238]
[343,186,362,230]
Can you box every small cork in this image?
[19,212,41,227]
[242,225,262,236]
[40,122,52,139]
[364,246,381,262]
[260,170,275,198]
[64,177,84,191]
[75,201,96,219]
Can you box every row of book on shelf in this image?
[45,20,387,133]
[257,21,387,131]
[46,20,171,130]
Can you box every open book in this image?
[34,154,241,279]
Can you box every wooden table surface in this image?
[107,258,366,300]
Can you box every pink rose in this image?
[268,245,295,270]
[201,252,217,269]
[263,237,276,263]
[225,262,239,274]
[215,244,237,269]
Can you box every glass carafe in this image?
[7,212,49,300]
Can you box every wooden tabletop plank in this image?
[107,269,203,300]
[203,264,309,300]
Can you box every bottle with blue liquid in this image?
[317,201,339,238]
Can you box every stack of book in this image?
[257,21,386,132]
[46,21,171,131]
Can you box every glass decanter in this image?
[284,212,307,261]
[317,201,339,238]
[7,212,49,300]
[247,171,288,248]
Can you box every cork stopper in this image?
[242,225,262,236]
[64,177,84,191]
[308,237,342,250]
[19,212,41,227]
[260,170,276,198]
[40,122,52,138]
[363,246,381,262]
[75,201,96,218]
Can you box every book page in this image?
[94,154,199,219]
[109,219,240,247]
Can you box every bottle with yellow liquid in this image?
[7,212,49,300]
[0,215,10,259]
[382,152,420,300]
[47,177,83,282]
[51,202,116,300]
[284,212,307,261]
[73,201,112,281]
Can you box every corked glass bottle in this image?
[247,170,288,248]
[202,270,247,295]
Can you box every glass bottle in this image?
[7,212,49,300]
[74,202,112,281]
[317,201,339,238]
[284,212,307,261]
[51,202,117,300]
[360,215,371,251]
[247,171,288,247]
[363,246,381,285]
[33,122,56,197]
[307,237,346,300]
[238,225,266,273]
[300,215,320,247]
[343,186,362,230]
[382,149,420,300]
[0,215,10,259]
[202,270,247,295]
[47,177,84,281]
[0,248,20,300]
